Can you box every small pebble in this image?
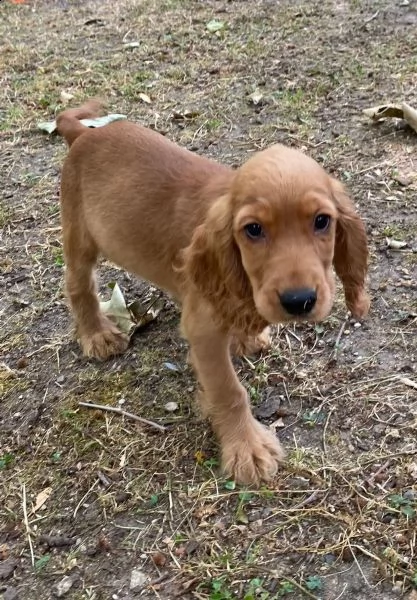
[164,401,178,412]
[130,569,148,591]
[53,575,74,597]
[392,581,403,595]
[3,588,19,600]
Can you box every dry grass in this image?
[1,1,417,599]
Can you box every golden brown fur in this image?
[56,100,370,485]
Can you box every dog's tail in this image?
[56,99,104,147]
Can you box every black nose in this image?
[279,288,317,316]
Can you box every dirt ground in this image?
[1,1,417,599]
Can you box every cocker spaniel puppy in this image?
[56,101,370,485]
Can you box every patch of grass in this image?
[388,493,416,519]
[0,200,13,227]
[50,246,64,267]
[383,224,406,239]
[0,105,25,130]
[206,118,224,131]
[0,453,14,470]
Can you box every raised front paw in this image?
[220,417,285,485]
[79,319,129,360]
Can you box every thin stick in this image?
[292,490,326,511]
[364,9,379,24]
[354,161,389,175]
[348,540,370,586]
[331,317,349,360]
[285,577,320,599]
[322,407,335,456]
[365,459,391,489]
[78,401,166,432]
[73,479,99,519]
[22,483,35,567]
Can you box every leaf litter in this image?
[99,282,164,337]
[37,113,127,135]
[363,102,417,133]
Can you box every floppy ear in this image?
[181,194,252,323]
[331,179,370,319]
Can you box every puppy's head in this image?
[184,144,369,329]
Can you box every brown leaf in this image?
[194,504,217,519]
[96,533,112,553]
[16,357,28,369]
[151,551,167,567]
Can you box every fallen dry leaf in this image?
[194,504,217,519]
[206,19,225,33]
[386,237,408,250]
[363,101,417,133]
[100,283,134,334]
[248,89,264,106]
[38,113,127,135]
[162,536,175,550]
[138,92,152,104]
[363,104,404,121]
[31,487,52,514]
[60,90,74,103]
[399,376,417,390]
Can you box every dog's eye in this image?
[314,214,331,233]
[244,222,264,240]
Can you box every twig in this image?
[365,459,392,489]
[348,539,370,586]
[286,577,320,599]
[399,376,417,390]
[292,490,327,511]
[331,317,349,360]
[354,161,389,175]
[73,479,99,519]
[22,483,35,568]
[364,10,379,24]
[322,407,335,456]
[333,584,348,600]
[78,401,166,432]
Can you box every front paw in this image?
[347,288,370,319]
[220,417,285,485]
[231,327,271,357]
[79,318,129,360]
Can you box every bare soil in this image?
[1,1,416,599]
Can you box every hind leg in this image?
[63,223,129,360]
